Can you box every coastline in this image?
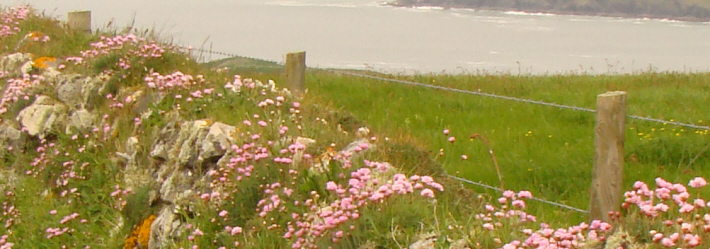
[385,2,710,23]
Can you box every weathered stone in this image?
[81,75,108,110]
[409,232,438,249]
[0,123,25,151]
[200,122,236,161]
[150,120,181,161]
[56,74,84,109]
[448,239,471,249]
[0,53,31,77]
[67,109,94,133]
[16,96,68,138]
[149,119,240,247]
[149,206,184,249]
[174,120,210,169]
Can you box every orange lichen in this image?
[124,215,157,249]
[31,56,57,69]
[27,31,44,40]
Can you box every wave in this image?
[503,10,556,17]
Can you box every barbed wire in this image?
[445,174,590,213]
[328,70,597,112]
[188,48,710,130]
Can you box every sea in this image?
[11,0,710,74]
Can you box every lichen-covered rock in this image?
[0,122,25,151]
[67,109,95,134]
[148,119,238,247]
[200,122,236,161]
[149,207,184,249]
[0,52,31,77]
[81,74,109,110]
[16,95,68,138]
[56,74,85,109]
[409,232,438,249]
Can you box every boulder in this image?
[0,122,26,151]
[0,53,31,77]
[148,206,184,249]
[148,119,238,246]
[409,232,438,249]
[16,96,68,138]
[67,109,95,134]
[81,75,109,110]
[200,122,237,161]
[56,74,84,109]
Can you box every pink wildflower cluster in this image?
[0,74,44,115]
[2,197,19,230]
[80,34,140,58]
[110,185,132,210]
[622,177,710,248]
[45,210,85,240]
[0,234,12,249]
[0,5,29,38]
[0,190,17,249]
[502,220,612,249]
[144,71,214,101]
[286,168,443,248]
[477,190,537,233]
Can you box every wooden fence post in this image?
[67,11,91,33]
[590,91,627,223]
[285,51,306,95]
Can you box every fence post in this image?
[285,51,306,96]
[590,91,627,223]
[67,11,92,33]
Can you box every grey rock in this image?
[200,122,236,161]
[0,123,25,151]
[81,75,108,110]
[56,74,84,109]
[67,109,94,133]
[0,53,31,77]
[149,119,239,247]
[16,96,68,138]
[149,206,184,249]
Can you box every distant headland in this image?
[388,0,710,22]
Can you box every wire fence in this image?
[184,47,710,131]
[190,48,709,214]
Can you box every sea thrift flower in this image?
[689,177,707,188]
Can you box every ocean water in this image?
[11,0,710,74]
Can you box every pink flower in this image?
[219,210,228,217]
[49,210,57,215]
[482,223,494,230]
[448,136,455,143]
[689,177,707,188]
[461,155,468,160]
[443,129,450,135]
[420,189,435,198]
[517,191,533,199]
[326,181,338,191]
[231,226,243,235]
[661,237,675,247]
